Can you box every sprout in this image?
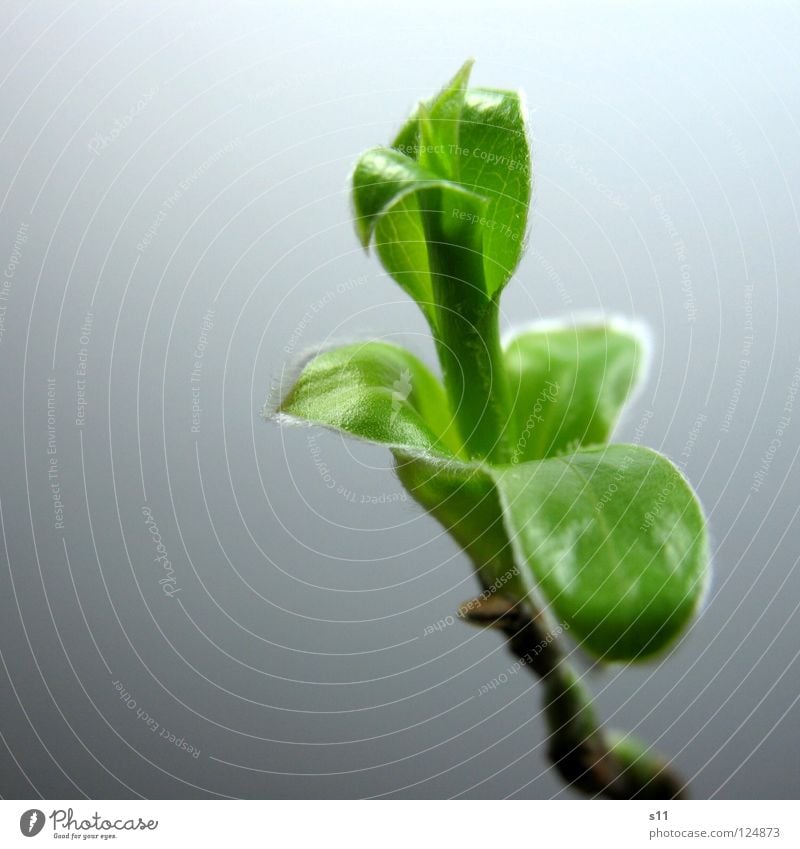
[271,62,710,799]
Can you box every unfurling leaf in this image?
[352,148,486,251]
[352,59,531,323]
[351,148,486,330]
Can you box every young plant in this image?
[271,61,710,799]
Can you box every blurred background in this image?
[0,0,798,799]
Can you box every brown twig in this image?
[460,594,688,800]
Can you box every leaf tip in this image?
[451,57,475,90]
[354,217,372,252]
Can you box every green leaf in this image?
[416,59,473,179]
[372,192,433,324]
[392,64,531,296]
[352,61,531,318]
[492,445,709,661]
[505,320,647,462]
[276,341,463,458]
[352,146,487,330]
[352,147,486,251]
[454,86,531,294]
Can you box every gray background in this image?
[1,0,798,799]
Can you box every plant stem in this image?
[421,193,512,464]
[461,595,688,800]
[416,178,683,799]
